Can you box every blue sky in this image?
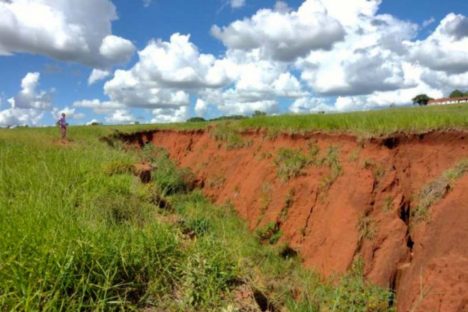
[0,0,467,126]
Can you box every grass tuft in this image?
[412,159,468,222]
[274,148,310,181]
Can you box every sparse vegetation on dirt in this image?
[274,147,311,181]
[319,146,343,190]
[412,159,468,222]
[210,123,251,149]
[358,215,377,241]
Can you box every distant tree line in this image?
[449,89,468,98]
[186,110,267,122]
[412,89,468,106]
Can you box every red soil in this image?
[120,129,468,311]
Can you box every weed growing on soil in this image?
[363,159,386,182]
[274,148,310,181]
[319,146,343,190]
[211,123,251,149]
[358,215,377,241]
[413,159,468,222]
[258,182,272,215]
[382,196,393,213]
[307,140,321,164]
[208,174,226,188]
[348,147,361,162]
[279,188,295,222]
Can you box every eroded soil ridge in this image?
[117,129,468,312]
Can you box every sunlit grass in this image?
[238,104,468,136]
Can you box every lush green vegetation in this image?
[449,89,468,98]
[238,104,468,136]
[150,103,468,136]
[0,127,395,310]
[48,103,468,138]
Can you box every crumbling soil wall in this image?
[120,129,468,311]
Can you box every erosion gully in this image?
[115,128,468,312]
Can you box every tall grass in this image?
[0,128,394,310]
[0,130,184,310]
[239,104,468,135]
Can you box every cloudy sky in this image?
[0,0,467,126]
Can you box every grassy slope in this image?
[0,127,395,311]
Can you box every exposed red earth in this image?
[117,129,468,312]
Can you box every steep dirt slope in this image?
[118,129,468,311]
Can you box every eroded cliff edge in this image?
[118,129,468,311]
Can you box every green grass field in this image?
[239,104,468,135]
[153,104,468,136]
[0,126,395,311]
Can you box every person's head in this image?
[61,113,66,118]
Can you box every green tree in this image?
[252,110,267,117]
[186,117,206,122]
[412,94,433,106]
[449,89,465,98]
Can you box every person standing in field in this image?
[57,113,68,141]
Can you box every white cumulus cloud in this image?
[212,0,345,62]
[409,13,468,74]
[0,0,135,68]
[7,72,52,109]
[0,72,52,127]
[105,109,135,124]
[151,106,188,123]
